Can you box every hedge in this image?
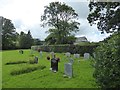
[31,44,98,56]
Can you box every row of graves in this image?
[27,49,91,78]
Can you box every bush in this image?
[31,44,98,56]
[93,32,120,88]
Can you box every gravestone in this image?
[84,53,90,59]
[51,58,58,72]
[19,50,23,54]
[40,51,42,58]
[65,52,71,57]
[50,52,55,58]
[74,54,80,58]
[64,63,73,78]
[34,56,38,64]
[69,58,74,64]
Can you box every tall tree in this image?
[19,30,33,49]
[1,17,17,49]
[41,2,80,44]
[87,1,120,88]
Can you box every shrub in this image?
[31,44,98,56]
[93,32,120,88]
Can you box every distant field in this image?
[2,50,98,88]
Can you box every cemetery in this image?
[1,1,119,89]
[2,49,97,88]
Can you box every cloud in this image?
[0,0,110,42]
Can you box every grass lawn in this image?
[2,49,98,88]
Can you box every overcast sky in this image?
[0,0,110,42]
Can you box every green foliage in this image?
[31,44,98,56]
[19,30,34,49]
[41,2,80,44]
[1,17,18,50]
[87,2,120,33]
[10,65,46,76]
[93,32,120,88]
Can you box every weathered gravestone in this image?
[74,54,80,58]
[64,63,73,78]
[84,53,90,59]
[40,51,42,58]
[34,56,38,64]
[51,57,58,72]
[69,58,74,64]
[19,50,23,54]
[50,52,55,58]
[65,52,71,57]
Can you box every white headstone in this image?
[40,51,42,57]
[65,52,71,57]
[64,63,73,78]
[50,52,55,58]
[84,53,90,59]
[74,54,80,58]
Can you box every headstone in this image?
[64,63,73,78]
[51,58,58,72]
[84,53,90,59]
[69,58,74,64]
[50,52,55,58]
[19,50,23,54]
[93,53,96,58]
[34,56,38,64]
[74,54,80,58]
[40,51,42,58]
[65,52,71,57]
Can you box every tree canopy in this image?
[87,1,120,33]
[1,17,18,49]
[41,2,80,44]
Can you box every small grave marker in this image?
[84,53,90,59]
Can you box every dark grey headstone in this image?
[64,63,73,78]
[51,58,58,72]
[34,56,38,64]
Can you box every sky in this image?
[0,0,111,42]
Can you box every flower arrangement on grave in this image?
[47,56,50,60]
[56,57,60,62]
[38,48,41,52]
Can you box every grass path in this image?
[2,49,98,88]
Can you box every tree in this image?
[41,2,80,44]
[33,39,43,45]
[87,1,120,33]
[1,17,18,50]
[19,30,33,49]
[87,1,120,88]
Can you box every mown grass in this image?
[2,49,98,88]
